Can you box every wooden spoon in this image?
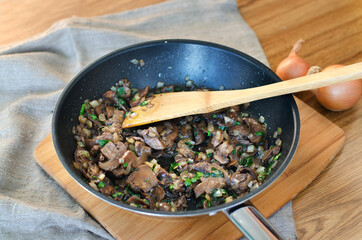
[122,62,362,128]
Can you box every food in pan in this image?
[72,79,282,211]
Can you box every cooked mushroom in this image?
[126,165,159,193]
[138,127,166,150]
[194,177,226,198]
[73,79,283,211]
[211,130,224,147]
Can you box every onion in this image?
[315,64,361,111]
[276,39,310,81]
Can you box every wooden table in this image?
[1,0,361,239]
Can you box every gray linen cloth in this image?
[0,0,297,239]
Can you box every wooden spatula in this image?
[122,62,362,128]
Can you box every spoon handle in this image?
[209,62,362,109]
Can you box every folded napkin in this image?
[0,0,297,239]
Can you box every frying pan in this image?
[52,39,300,239]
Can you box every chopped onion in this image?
[130,59,139,65]
[225,196,234,203]
[186,80,194,88]
[98,173,105,181]
[247,145,255,153]
[130,112,138,118]
[212,189,223,198]
[77,141,85,148]
[89,182,99,190]
[78,115,87,124]
[111,86,117,92]
[258,116,265,123]
[275,138,282,146]
[126,136,135,144]
[113,133,119,142]
[90,100,100,108]
[139,59,145,67]
[156,81,165,89]
[256,166,266,173]
[224,116,233,124]
[98,114,106,122]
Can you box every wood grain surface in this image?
[2,0,361,239]
[33,98,345,240]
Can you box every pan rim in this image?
[52,39,300,217]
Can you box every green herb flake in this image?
[140,101,148,106]
[145,179,149,183]
[92,176,98,179]
[185,142,194,149]
[132,97,136,102]
[117,87,126,96]
[98,140,110,147]
[118,99,126,106]
[124,163,128,168]
[194,131,198,137]
[144,199,149,204]
[89,114,98,120]
[184,178,192,187]
[112,192,124,198]
[80,104,86,115]
[255,131,264,136]
[206,201,212,208]
[207,131,212,137]
[274,153,282,160]
[169,162,180,172]
[232,149,236,155]
[212,114,217,118]
[169,185,174,190]
[234,121,241,125]
[218,125,228,131]
[98,181,105,188]
[206,152,213,158]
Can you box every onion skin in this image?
[315,64,361,111]
[276,39,310,81]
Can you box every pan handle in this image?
[224,205,285,240]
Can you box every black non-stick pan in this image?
[52,39,300,239]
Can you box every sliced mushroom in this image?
[227,171,253,195]
[194,177,226,198]
[130,86,149,107]
[138,127,166,150]
[126,165,158,193]
[194,127,206,145]
[211,130,224,147]
[151,186,165,202]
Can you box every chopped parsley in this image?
[207,131,212,137]
[239,156,253,166]
[212,114,217,118]
[218,125,228,131]
[144,199,149,204]
[112,192,124,198]
[118,98,126,106]
[185,142,194,149]
[117,87,126,96]
[234,121,241,125]
[184,178,191,187]
[98,140,109,147]
[140,101,148,106]
[169,184,174,190]
[88,114,98,121]
[145,179,149,183]
[80,104,85,115]
[194,131,198,137]
[255,131,264,136]
[273,153,281,160]
[232,149,236,155]
[169,162,180,172]
[92,176,98,179]
[206,152,213,158]
[124,163,128,168]
[98,181,105,188]
[211,167,224,178]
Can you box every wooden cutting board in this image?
[33,98,345,240]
